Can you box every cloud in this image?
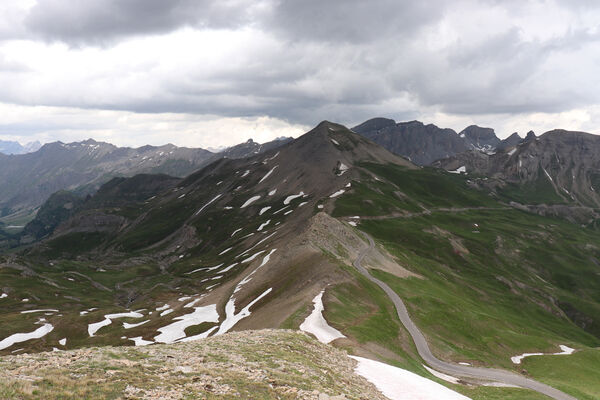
[24,0,268,45]
[0,0,598,145]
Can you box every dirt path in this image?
[352,232,576,400]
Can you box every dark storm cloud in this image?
[0,0,598,132]
[24,0,259,45]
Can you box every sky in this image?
[0,0,599,148]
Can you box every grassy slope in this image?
[331,163,600,399]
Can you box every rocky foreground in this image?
[0,329,385,400]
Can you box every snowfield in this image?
[300,291,345,344]
[329,189,345,198]
[349,356,471,400]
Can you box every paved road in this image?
[353,233,576,400]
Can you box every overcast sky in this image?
[0,0,599,148]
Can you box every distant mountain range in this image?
[0,139,42,155]
[0,136,292,226]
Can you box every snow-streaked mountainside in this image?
[433,129,600,212]
[0,136,291,237]
[1,121,599,399]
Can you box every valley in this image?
[0,121,599,399]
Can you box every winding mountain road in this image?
[353,233,576,400]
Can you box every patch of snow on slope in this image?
[241,195,261,208]
[348,221,357,227]
[195,194,222,215]
[123,320,149,329]
[337,163,349,176]
[129,336,153,346]
[511,345,575,364]
[231,228,243,237]
[241,170,250,178]
[542,167,554,182]
[20,309,59,314]
[507,148,517,156]
[300,291,345,344]
[349,356,471,400]
[0,293,7,299]
[269,189,277,196]
[284,192,304,205]
[0,324,54,351]
[88,311,144,337]
[259,206,271,215]
[58,338,67,346]
[259,166,278,183]
[215,288,273,336]
[154,304,219,344]
[160,309,174,317]
[218,247,233,255]
[331,138,340,145]
[235,249,277,293]
[330,189,345,198]
[449,166,466,174]
[257,220,271,231]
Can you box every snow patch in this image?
[259,166,278,183]
[231,228,242,237]
[449,166,466,174]
[88,311,144,337]
[129,336,153,346]
[215,288,273,336]
[259,206,272,215]
[241,170,250,178]
[257,220,271,231]
[59,338,67,346]
[300,291,345,344]
[0,324,54,351]
[195,194,222,216]
[268,189,277,196]
[284,192,304,205]
[154,304,220,344]
[350,356,471,400]
[123,320,149,329]
[511,345,575,364]
[337,163,349,176]
[329,189,345,198]
[507,148,517,156]
[241,195,261,208]
[330,138,340,145]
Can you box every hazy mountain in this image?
[0,139,41,155]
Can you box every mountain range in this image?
[0,136,292,233]
[0,120,599,399]
[0,139,42,155]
